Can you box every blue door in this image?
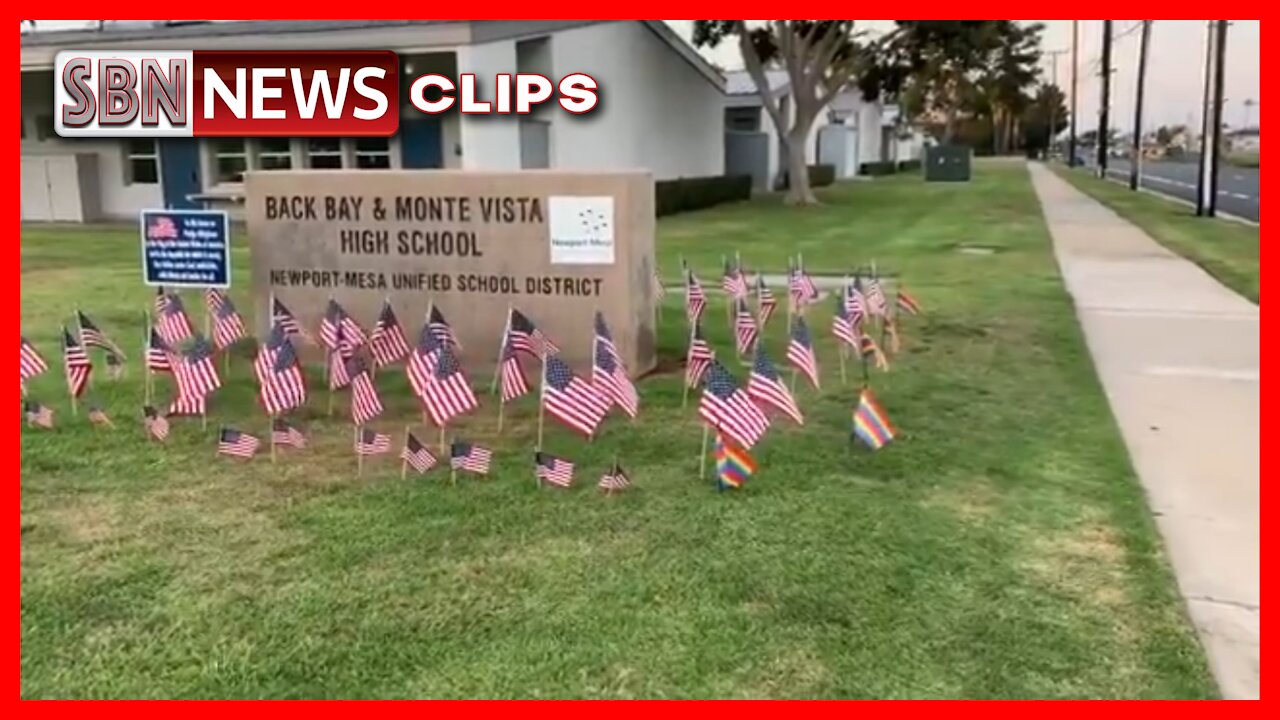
[400,117,443,169]
[158,138,202,209]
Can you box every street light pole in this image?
[1098,20,1113,178]
[1044,49,1068,157]
[1130,21,1152,190]
[1069,20,1079,165]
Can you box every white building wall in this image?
[857,102,884,168]
[548,21,723,180]
[454,41,523,170]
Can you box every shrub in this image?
[808,164,836,187]
[897,159,922,172]
[859,161,897,176]
[655,175,752,217]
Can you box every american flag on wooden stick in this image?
[254,324,307,415]
[722,258,748,299]
[155,292,194,346]
[327,323,354,390]
[423,344,478,427]
[347,355,384,425]
[400,432,438,474]
[865,276,888,317]
[832,291,859,348]
[652,267,665,301]
[320,298,367,352]
[542,355,610,437]
[698,360,770,450]
[748,347,804,425]
[173,334,221,401]
[153,286,167,316]
[355,427,391,455]
[788,263,819,308]
[218,427,260,458]
[785,315,820,389]
[897,287,922,316]
[205,289,247,350]
[143,405,169,440]
[844,279,867,327]
[61,327,92,398]
[87,402,113,426]
[598,461,632,492]
[167,392,206,417]
[406,324,441,401]
[428,305,460,348]
[147,327,173,373]
[77,311,122,356]
[450,441,492,475]
[685,322,715,389]
[685,270,706,324]
[733,297,758,355]
[272,297,307,342]
[508,309,559,360]
[755,276,777,327]
[860,334,889,372]
[24,400,53,429]
[369,300,412,366]
[105,351,125,380]
[535,451,575,488]
[272,418,307,449]
[20,336,48,383]
[499,334,530,403]
[592,312,638,419]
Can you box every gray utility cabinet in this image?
[924,145,972,182]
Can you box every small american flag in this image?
[272,297,306,342]
[153,286,167,316]
[218,427,261,458]
[685,322,715,389]
[508,309,559,359]
[832,291,859,347]
[173,334,221,401]
[844,279,868,327]
[347,355,384,425]
[156,292,194,346]
[652,267,665,301]
[860,334,889,372]
[733,298,758,355]
[272,418,307,449]
[885,317,901,355]
[598,462,632,492]
[748,347,804,425]
[785,316,820,389]
[755,277,777,327]
[591,312,638,419]
[77,311,120,356]
[61,327,92,398]
[685,270,706,324]
[400,432,438,474]
[428,305,460,348]
[787,264,818,308]
[143,404,169,440]
[105,351,125,380]
[328,343,352,390]
[147,327,173,373]
[542,355,610,437]
[24,400,54,429]
[499,335,530,403]
[370,301,412,366]
[148,215,179,239]
[87,402,113,426]
[254,324,307,415]
[450,441,492,475]
[320,299,367,352]
[535,451,575,488]
[423,344,478,427]
[355,427,392,455]
[20,336,48,382]
[722,259,748,299]
[167,391,207,417]
[205,289,247,350]
[897,287,922,316]
[865,276,888,316]
[406,324,441,401]
[698,360,770,450]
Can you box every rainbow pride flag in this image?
[713,434,756,490]
[852,389,896,450]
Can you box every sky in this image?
[29,19,1261,133]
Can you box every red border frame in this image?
[13,11,1268,706]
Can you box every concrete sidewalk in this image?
[1029,163,1259,699]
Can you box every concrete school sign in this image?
[244,170,658,376]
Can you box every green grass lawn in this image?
[1050,165,1259,303]
[20,163,1215,699]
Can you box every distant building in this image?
[1228,128,1260,153]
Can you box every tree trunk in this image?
[784,124,817,205]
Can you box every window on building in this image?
[307,138,343,169]
[214,139,248,183]
[257,138,292,170]
[354,137,391,169]
[124,139,159,184]
[726,107,761,133]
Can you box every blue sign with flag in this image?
[140,209,231,288]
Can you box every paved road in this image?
[1031,163,1259,699]
[1088,158,1259,221]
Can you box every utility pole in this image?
[1197,21,1228,216]
[1130,21,1152,190]
[1043,49,1068,157]
[1243,98,1256,129]
[1069,20,1079,165]
[1097,20,1113,178]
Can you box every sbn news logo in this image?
[54,50,600,138]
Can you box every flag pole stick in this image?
[356,425,364,478]
[201,406,208,431]
[698,424,710,480]
[69,393,78,418]
[270,415,277,464]
[860,333,871,387]
[401,425,409,480]
[790,367,799,394]
[143,312,152,406]
[490,304,511,395]
[536,351,547,451]
[839,345,848,387]
[497,395,506,435]
[722,254,732,328]
[681,323,695,409]
[451,464,457,486]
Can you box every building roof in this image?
[724,69,790,96]
[20,20,725,90]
